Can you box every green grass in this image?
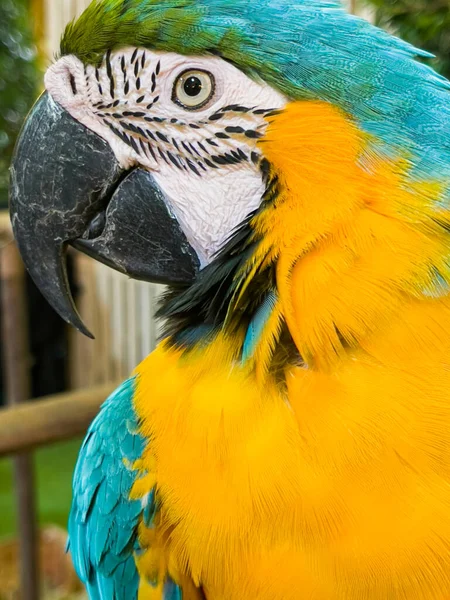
[0,439,82,539]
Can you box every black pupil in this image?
[184,76,203,97]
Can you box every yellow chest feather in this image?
[134,101,450,599]
[134,316,450,600]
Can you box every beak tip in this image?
[51,292,95,339]
[74,320,95,340]
[45,287,96,339]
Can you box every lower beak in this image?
[9,92,199,337]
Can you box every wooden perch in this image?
[0,383,119,457]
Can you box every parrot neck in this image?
[158,160,300,379]
[257,101,450,370]
[160,100,450,376]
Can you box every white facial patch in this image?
[44,48,287,264]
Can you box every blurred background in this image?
[0,0,448,597]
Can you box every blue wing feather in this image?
[68,378,151,599]
[164,578,183,600]
[242,290,277,362]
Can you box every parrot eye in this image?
[172,69,215,110]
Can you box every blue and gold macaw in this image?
[10,0,450,598]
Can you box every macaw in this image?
[9,0,450,597]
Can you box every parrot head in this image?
[10,0,450,368]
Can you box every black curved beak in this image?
[10,92,200,337]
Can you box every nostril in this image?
[85,211,107,240]
[69,73,77,95]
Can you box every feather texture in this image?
[242,290,277,363]
[69,379,151,599]
[131,100,450,598]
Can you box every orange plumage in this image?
[133,101,450,599]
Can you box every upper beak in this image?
[9,92,200,337]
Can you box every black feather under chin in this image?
[157,215,268,344]
[158,163,285,357]
[158,160,277,346]
[158,162,302,372]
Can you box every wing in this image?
[68,378,146,598]
[68,378,186,599]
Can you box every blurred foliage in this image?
[0,0,39,208]
[0,438,82,537]
[362,0,450,78]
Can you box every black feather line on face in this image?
[105,50,115,99]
